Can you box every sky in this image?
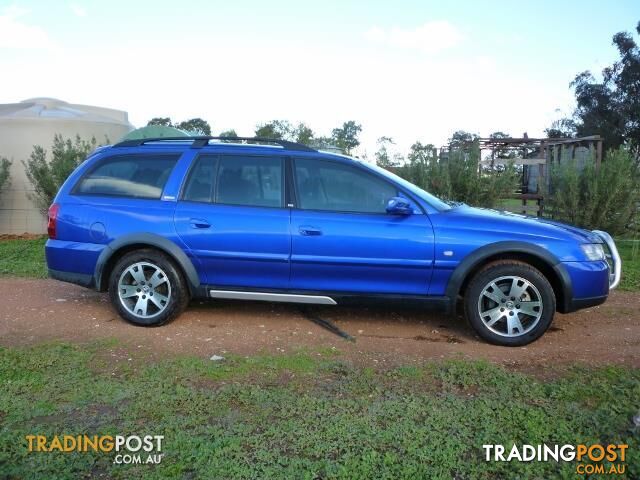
[0,0,638,157]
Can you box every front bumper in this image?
[593,230,622,290]
[566,294,608,312]
[561,231,621,313]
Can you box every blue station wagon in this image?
[45,136,621,346]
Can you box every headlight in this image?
[581,243,605,261]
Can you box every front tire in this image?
[108,249,190,326]
[464,261,556,346]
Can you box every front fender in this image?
[444,241,573,314]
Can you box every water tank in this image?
[0,98,134,234]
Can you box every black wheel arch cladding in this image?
[95,233,200,295]
[445,241,572,314]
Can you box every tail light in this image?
[47,203,60,239]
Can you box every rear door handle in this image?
[299,225,322,236]
[190,218,211,229]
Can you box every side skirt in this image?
[206,287,451,313]
[209,290,336,305]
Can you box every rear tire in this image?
[464,261,556,346]
[108,249,190,326]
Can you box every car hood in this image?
[442,205,601,243]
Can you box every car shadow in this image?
[186,298,475,344]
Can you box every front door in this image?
[290,157,434,295]
[174,153,290,289]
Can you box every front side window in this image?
[75,154,179,199]
[215,155,283,208]
[294,158,397,213]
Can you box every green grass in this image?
[0,237,47,278]
[3,236,640,292]
[618,240,640,291]
[496,198,525,209]
[0,341,638,479]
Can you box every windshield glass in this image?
[358,161,452,211]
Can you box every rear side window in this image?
[182,155,217,203]
[294,158,397,213]
[75,154,179,199]
[215,155,283,208]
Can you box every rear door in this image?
[174,153,290,289]
[290,157,434,295]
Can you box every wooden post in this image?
[539,141,547,195]
[596,138,603,168]
[538,196,543,217]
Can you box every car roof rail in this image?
[113,136,317,152]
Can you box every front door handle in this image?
[299,225,322,236]
[190,218,211,229]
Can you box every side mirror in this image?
[386,196,413,215]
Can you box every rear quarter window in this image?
[74,154,179,199]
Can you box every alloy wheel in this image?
[117,262,172,319]
[477,275,543,337]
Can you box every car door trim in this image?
[209,289,337,305]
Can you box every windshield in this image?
[358,161,452,212]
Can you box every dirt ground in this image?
[0,233,45,241]
[0,278,638,369]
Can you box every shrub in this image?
[546,147,640,235]
[23,134,97,215]
[0,157,10,197]
[397,143,518,209]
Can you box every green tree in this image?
[255,120,293,139]
[486,131,521,169]
[401,142,437,191]
[547,147,639,234]
[375,136,396,167]
[571,71,626,151]
[147,117,212,135]
[488,131,515,160]
[23,135,97,214]
[331,121,362,155]
[219,129,238,138]
[293,123,314,145]
[0,157,10,197]
[545,118,577,139]
[407,142,433,165]
[396,139,518,209]
[254,121,315,145]
[556,20,640,153]
[489,131,510,140]
[449,130,479,149]
[309,136,334,150]
[448,145,517,208]
[147,117,173,127]
[176,118,211,136]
